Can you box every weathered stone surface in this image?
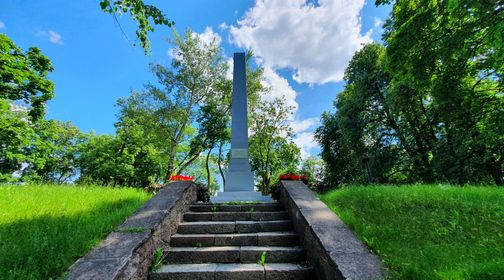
[241,204,283,212]
[215,263,265,280]
[214,233,258,246]
[277,180,385,280]
[257,232,298,246]
[151,263,217,280]
[165,247,240,264]
[264,263,313,280]
[235,220,292,233]
[240,246,305,263]
[212,212,250,221]
[250,211,289,221]
[84,231,151,260]
[329,251,384,280]
[66,258,127,280]
[170,234,215,247]
[183,212,212,222]
[178,221,236,234]
[189,204,241,212]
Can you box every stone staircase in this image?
[151,202,313,280]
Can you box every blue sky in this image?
[0,0,390,158]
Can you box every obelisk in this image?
[212,53,271,202]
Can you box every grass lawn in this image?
[0,184,152,280]
[320,185,504,280]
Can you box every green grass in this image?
[0,184,151,280]
[320,185,504,280]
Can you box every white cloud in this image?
[48,31,63,44]
[230,0,372,84]
[294,132,318,159]
[290,117,320,158]
[374,17,383,28]
[169,27,222,59]
[218,22,229,31]
[260,66,298,116]
[290,117,319,134]
[193,26,222,47]
[0,20,5,29]
[36,30,64,45]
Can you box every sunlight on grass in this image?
[0,184,152,280]
[320,185,504,280]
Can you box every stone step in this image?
[177,220,292,234]
[151,263,313,280]
[189,203,283,213]
[164,246,306,264]
[170,232,299,247]
[183,211,289,222]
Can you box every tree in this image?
[315,112,360,187]
[117,29,228,183]
[249,98,301,193]
[0,34,54,121]
[299,156,325,183]
[317,0,503,187]
[0,102,33,182]
[377,0,503,184]
[22,120,83,183]
[99,0,174,53]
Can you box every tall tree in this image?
[0,34,54,121]
[249,98,301,193]
[378,0,503,184]
[117,29,228,182]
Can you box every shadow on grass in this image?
[0,198,146,280]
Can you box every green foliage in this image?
[299,156,325,184]
[0,184,151,279]
[257,251,267,266]
[317,0,504,187]
[151,247,164,271]
[77,132,160,188]
[196,182,211,202]
[118,29,228,184]
[0,34,54,121]
[249,98,301,194]
[320,185,504,279]
[99,0,174,54]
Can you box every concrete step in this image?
[151,262,313,280]
[189,203,283,213]
[165,246,306,264]
[183,211,289,222]
[177,220,292,234]
[170,232,299,247]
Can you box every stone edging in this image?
[66,181,196,280]
[278,180,385,280]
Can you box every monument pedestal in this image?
[212,191,272,203]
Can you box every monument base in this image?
[211,191,273,203]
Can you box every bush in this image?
[196,183,210,202]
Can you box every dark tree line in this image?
[316,0,503,187]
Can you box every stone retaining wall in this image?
[66,181,196,280]
[278,180,385,280]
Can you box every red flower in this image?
[169,174,194,181]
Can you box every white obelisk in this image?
[212,53,272,202]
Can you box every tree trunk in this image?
[164,143,178,183]
[205,145,213,189]
[218,141,226,190]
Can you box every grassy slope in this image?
[0,184,151,280]
[320,185,504,280]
